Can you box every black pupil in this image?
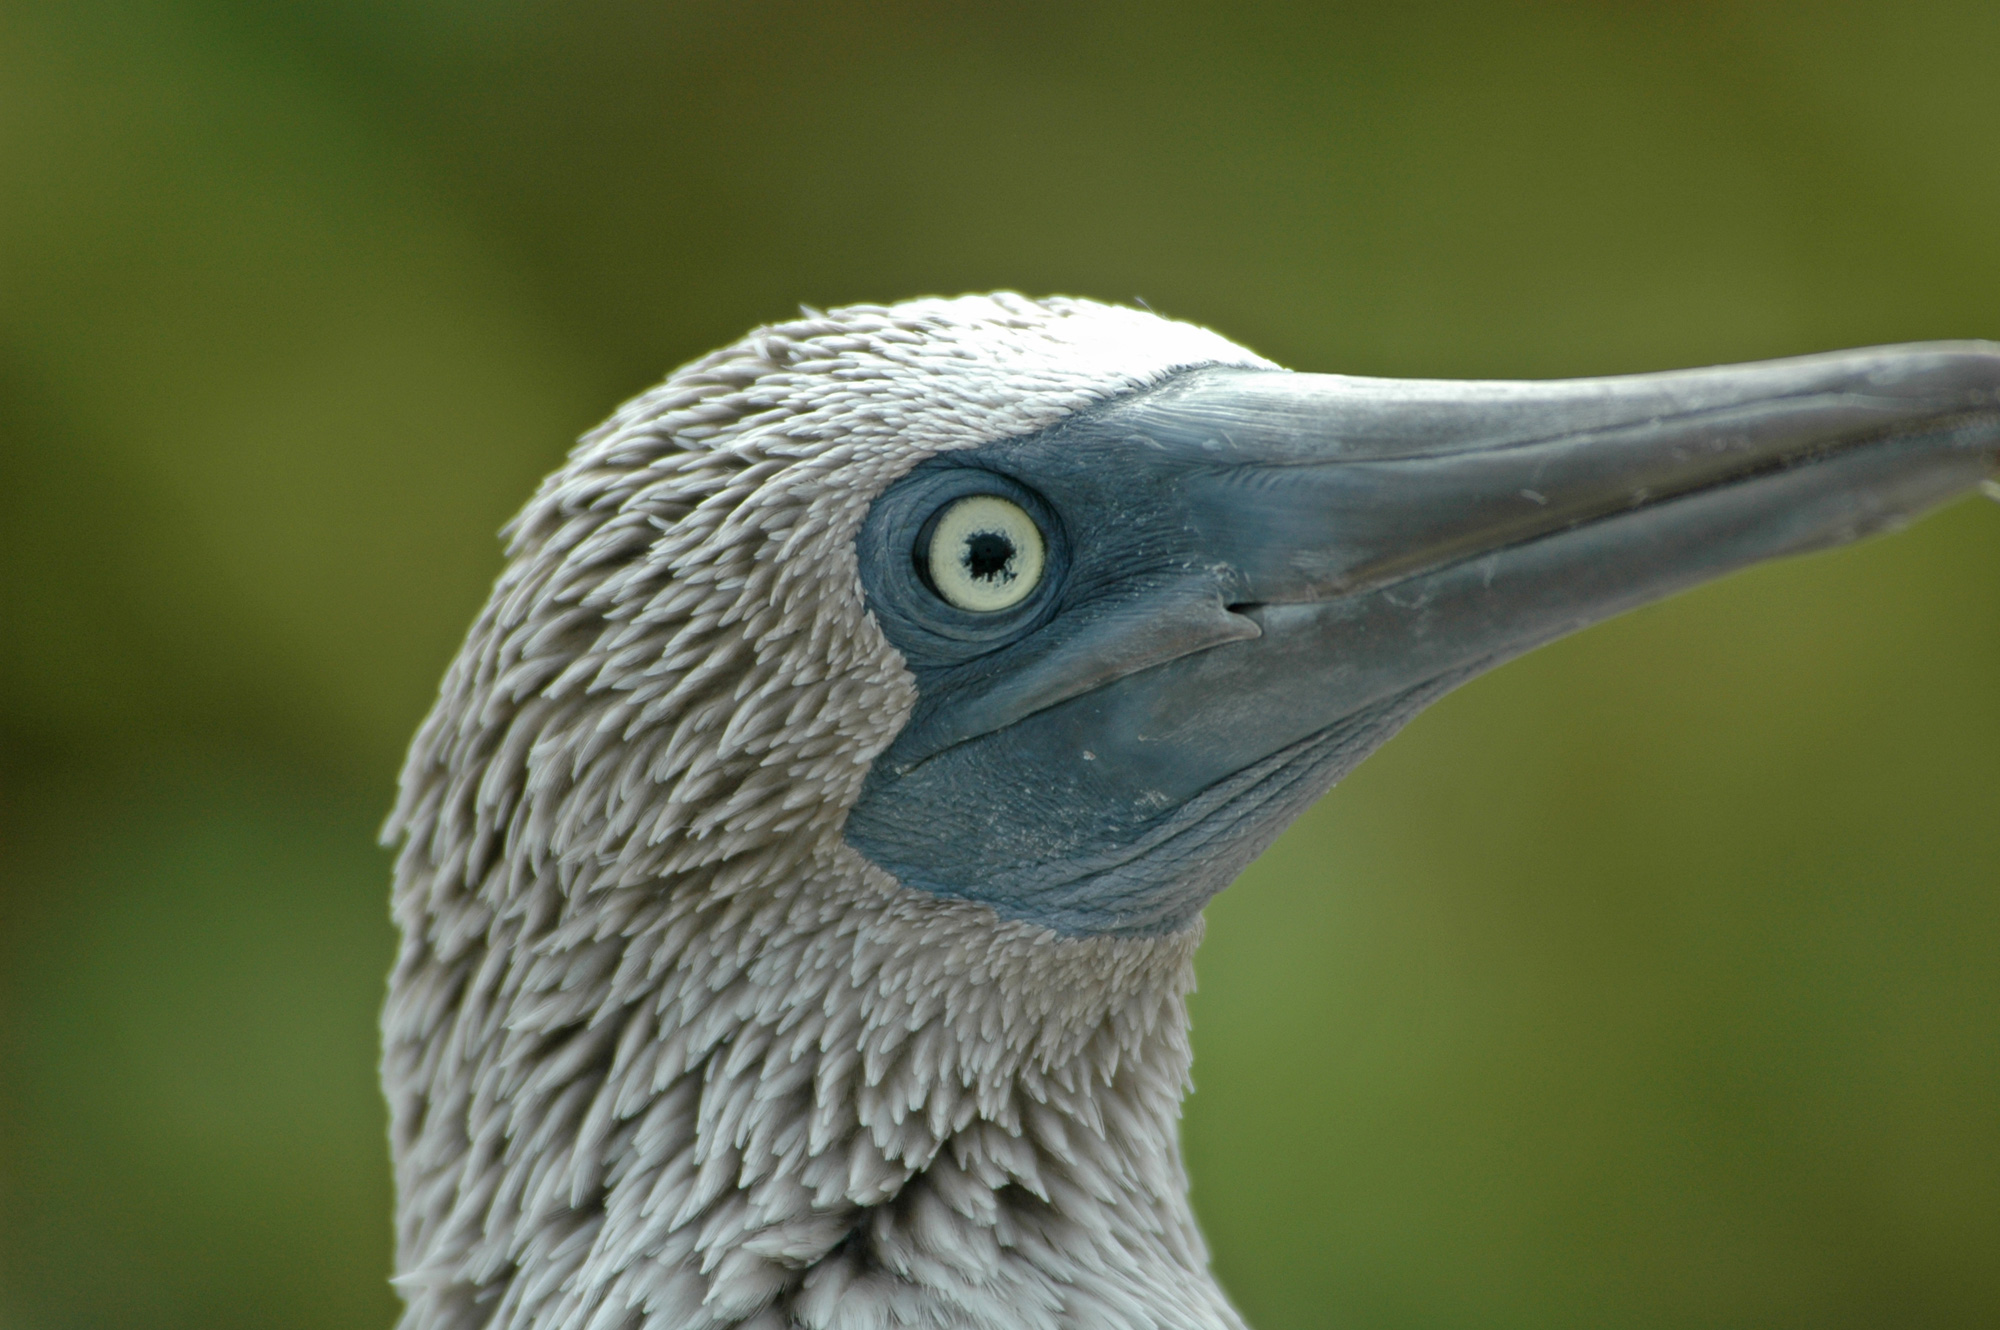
[963,531,1015,582]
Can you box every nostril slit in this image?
[1225,601,1262,615]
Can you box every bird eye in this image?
[923,495,1046,613]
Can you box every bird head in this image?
[384,294,1997,1329]
[400,293,1999,934]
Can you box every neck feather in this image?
[384,840,1246,1330]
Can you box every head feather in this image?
[383,296,1266,1330]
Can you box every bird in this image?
[381,293,2000,1330]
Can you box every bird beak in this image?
[849,341,2000,933]
[1182,340,1995,663]
[1064,342,2000,799]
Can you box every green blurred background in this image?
[2,2,1997,1327]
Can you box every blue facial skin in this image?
[843,373,1451,936]
[842,351,2000,937]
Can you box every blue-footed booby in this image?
[382,294,1999,1329]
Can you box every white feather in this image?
[383,296,1270,1328]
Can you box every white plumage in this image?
[384,295,1269,1329]
[385,291,2000,1330]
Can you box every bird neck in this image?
[385,842,1247,1330]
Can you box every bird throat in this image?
[383,844,1246,1330]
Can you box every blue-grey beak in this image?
[848,342,2000,933]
